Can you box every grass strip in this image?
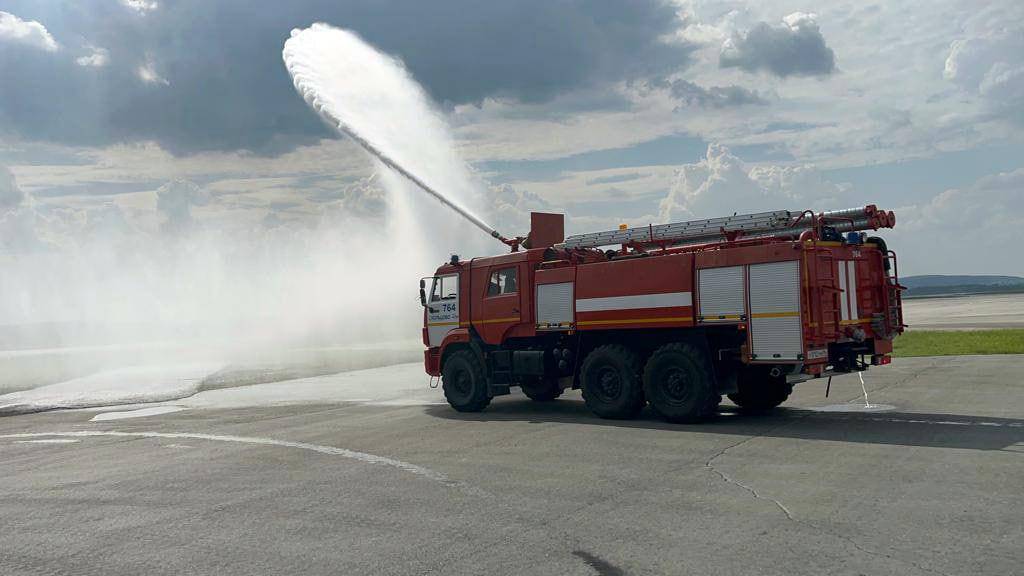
[892,329,1024,357]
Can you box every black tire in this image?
[521,376,563,402]
[580,345,646,419]
[442,349,491,412]
[643,343,718,423]
[727,366,792,412]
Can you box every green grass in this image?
[893,329,1024,357]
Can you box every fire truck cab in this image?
[421,208,904,423]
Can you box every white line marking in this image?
[90,406,186,421]
[13,439,80,444]
[0,431,454,485]
[810,415,1023,428]
[576,291,692,312]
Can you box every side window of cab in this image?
[431,274,458,302]
[486,267,517,297]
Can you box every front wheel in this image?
[442,349,491,412]
[643,343,718,423]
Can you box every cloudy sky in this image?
[1,0,1022,275]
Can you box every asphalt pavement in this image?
[2,355,1022,576]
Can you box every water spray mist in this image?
[283,24,509,246]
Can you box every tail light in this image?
[871,354,891,365]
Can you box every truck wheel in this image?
[643,343,717,423]
[580,345,645,419]
[521,377,563,402]
[442,349,491,412]
[727,366,792,412]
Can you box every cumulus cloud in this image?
[120,0,159,13]
[322,174,388,217]
[656,145,1024,275]
[659,143,844,221]
[0,11,58,52]
[663,79,766,109]
[138,54,169,85]
[488,183,551,234]
[76,46,110,67]
[0,208,46,253]
[80,202,134,240]
[0,164,47,253]
[156,180,210,233]
[892,168,1024,274]
[907,168,1024,237]
[0,165,25,212]
[943,6,1024,124]
[720,12,835,77]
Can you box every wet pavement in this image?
[2,355,1022,576]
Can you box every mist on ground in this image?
[0,24,491,404]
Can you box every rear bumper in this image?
[790,338,893,382]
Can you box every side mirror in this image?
[419,287,427,307]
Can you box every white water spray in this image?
[858,371,874,408]
[283,24,505,244]
[0,22,493,410]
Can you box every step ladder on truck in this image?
[419,205,905,423]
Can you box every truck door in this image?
[426,273,459,347]
[478,264,522,344]
[748,260,804,361]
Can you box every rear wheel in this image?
[442,349,491,412]
[580,345,645,419]
[643,343,718,423]
[727,366,792,412]
[521,376,563,402]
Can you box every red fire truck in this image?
[420,206,904,423]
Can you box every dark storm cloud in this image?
[665,80,766,108]
[719,14,836,77]
[0,0,694,155]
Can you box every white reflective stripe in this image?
[838,263,850,321]
[576,291,692,312]
[847,261,859,320]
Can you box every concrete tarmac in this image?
[902,293,1024,329]
[2,355,1022,576]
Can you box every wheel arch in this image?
[439,328,485,373]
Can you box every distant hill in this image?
[902,275,1024,289]
[901,275,1024,298]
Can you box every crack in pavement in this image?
[704,418,803,521]
[703,414,954,576]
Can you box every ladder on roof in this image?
[561,210,794,249]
